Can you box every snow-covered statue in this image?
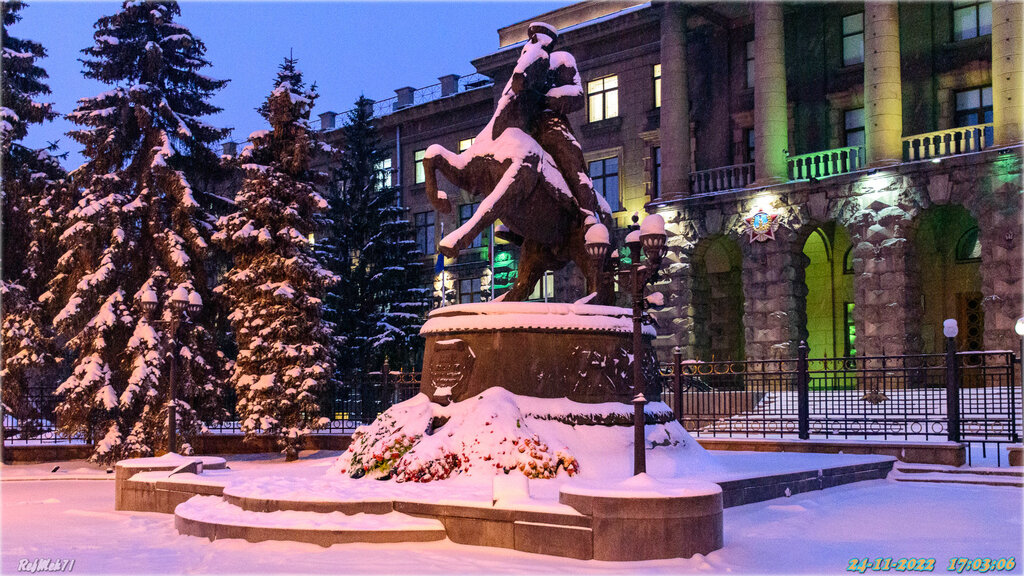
[424,22,614,303]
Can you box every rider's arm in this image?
[545,51,584,115]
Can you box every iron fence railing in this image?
[659,345,1021,466]
[3,367,422,445]
[7,347,1021,465]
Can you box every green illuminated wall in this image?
[802,224,854,359]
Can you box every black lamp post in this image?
[141,286,202,454]
[585,213,668,475]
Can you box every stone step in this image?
[223,491,394,515]
[891,471,1023,487]
[894,462,1024,477]
[174,495,446,546]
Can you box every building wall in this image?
[312,1,1021,363]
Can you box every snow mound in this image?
[331,388,714,483]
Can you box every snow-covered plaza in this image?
[2,450,1021,574]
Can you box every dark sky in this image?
[13,1,569,169]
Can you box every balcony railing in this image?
[903,124,992,162]
[690,163,755,194]
[787,145,864,181]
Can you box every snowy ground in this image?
[3,451,1022,575]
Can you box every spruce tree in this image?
[1,1,67,431]
[46,1,229,463]
[213,58,336,461]
[326,97,427,381]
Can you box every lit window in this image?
[956,227,982,261]
[414,149,426,184]
[527,271,555,301]
[374,157,392,191]
[651,147,662,199]
[842,12,864,66]
[459,277,484,304]
[588,157,620,213]
[953,1,992,41]
[458,203,487,249]
[955,86,993,127]
[653,64,661,109]
[844,108,865,148]
[458,138,475,152]
[745,128,756,163]
[587,75,619,123]
[414,211,435,255]
[844,302,856,358]
[745,40,755,89]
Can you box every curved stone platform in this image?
[115,452,896,560]
[559,476,724,561]
[222,490,393,515]
[175,496,446,546]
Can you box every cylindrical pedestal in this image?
[419,302,660,404]
[560,478,724,560]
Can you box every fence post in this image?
[0,403,6,464]
[945,330,961,442]
[673,346,682,423]
[797,341,810,440]
[382,358,391,408]
[1009,352,1019,443]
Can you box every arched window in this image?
[956,227,982,262]
[843,246,855,274]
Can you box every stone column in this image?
[978,182,1024,351]
[659,2,692,199]
[863,2,903,166]
[992,0,1024,145]
[847,178,922,357]
[752,1,790,185]
[741,232,805,360]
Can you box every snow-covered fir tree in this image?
[324,97,427,379]
[1,1,69,427]
[45,1,229,463]
[213,58,336,461]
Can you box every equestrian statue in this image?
[423,22,615,304]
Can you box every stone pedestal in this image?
[420,302,660,404]
[559,476,724,560]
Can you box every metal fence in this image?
[2,388,84,445]
[7,348,1022,466]
[3,367,422,444]
[659,344,1021,466]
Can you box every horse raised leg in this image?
[423,144,468,215]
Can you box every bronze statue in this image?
[424,23,615,303]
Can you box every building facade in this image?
[311,0,1023,362]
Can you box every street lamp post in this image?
[1014,317,1024,443]
[140,286,202,455]
[585,213,668,475]
[1016,317,1024,390]
[943,318,960,443]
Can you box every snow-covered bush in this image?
[332,389,580,482]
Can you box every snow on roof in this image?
[495,2,652,54]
